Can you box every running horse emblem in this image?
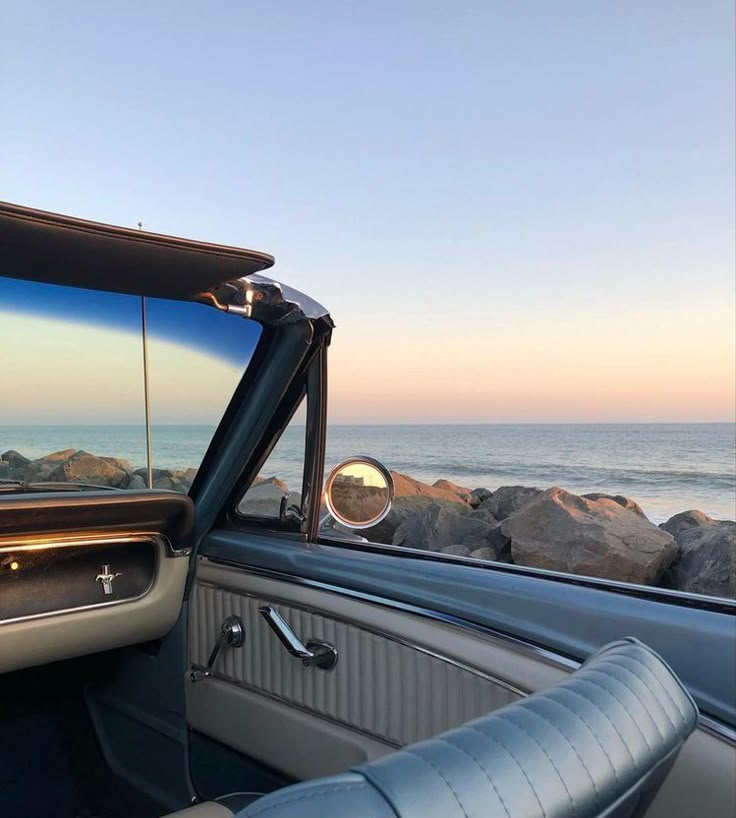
[95,564,123,595]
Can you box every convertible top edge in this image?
[0,201,330,325]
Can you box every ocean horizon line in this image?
[1,421,734,429]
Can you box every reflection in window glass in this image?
[146,298,263,491]
[0,276,262,493]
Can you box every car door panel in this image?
[191,530,736,818]
[187,559,548,761]
[201,531,736,725]
[186,556,570,780]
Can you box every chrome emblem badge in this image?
[96,564,123,595]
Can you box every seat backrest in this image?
[240,638,698,818]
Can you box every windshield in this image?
[0,276,262,492]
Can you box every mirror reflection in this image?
[325,460,392,527]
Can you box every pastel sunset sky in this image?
[1,2,734,424]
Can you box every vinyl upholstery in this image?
[190,582,519,746]
[237,639,698,818]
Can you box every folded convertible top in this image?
[0,200,275,300]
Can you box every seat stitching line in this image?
[606,654,686,725]
[518,706,600,810]
[465,723,548,818]
[596,659,677,733]
[582,671,659,754]
[404,748,470,818]
[437,735,512,818]
[525,696,600,805]
[580,678,664,761]
[535,693,620,784]
[500,715,577,817]
[559,687,639,772]
[244,782,370,817]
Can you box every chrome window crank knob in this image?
[190,615,245,682]
[258,605,338,671]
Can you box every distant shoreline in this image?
[2,423,734,522]
[1,421,735,428]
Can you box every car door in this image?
[179,348,735,818]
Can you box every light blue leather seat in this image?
[237,638,698,818]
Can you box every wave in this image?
[386,458,735,486]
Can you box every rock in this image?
[131,467,195,493]
[237,477,299,515]
[478,485,543,520]
[660,511,735,598]
[0,460,11,478]
[20,449,80,481]
[441,544,471,557]
[583,493,646,518]
[362,496,451,544]
[469,488,492,507]
[660,510,717,538]
[469,546,497,561]
[1,450,30,469]
[393,502,508,558]
[48,451,130,488]
[127,474,148,490]
[433,479,472,502]
[391,471,468,504]
[242,476,289,500]
[501,487,678,585]
[101,456,134,475]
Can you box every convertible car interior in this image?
[0,202,733,818]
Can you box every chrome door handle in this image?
[189,614,245,682]
[258,605,338,671]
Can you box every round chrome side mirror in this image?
[323,456,394,530]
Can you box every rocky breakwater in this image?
[2,448,733,598]
[0,449,197,493]
[363,472,735,598]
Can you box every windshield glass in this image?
[0,276,262,492]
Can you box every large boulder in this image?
[469,488,492,507]
[133,467,196,493]
[101,456,134,476]
[432,479,472,503]
[20,449,79,481]
[660,510,716,538]
[660,511,735,598]
[1,450,30,470]
[391,472,468,504]
[238,477,299,516]
[127,474,148,490]
[359,472,470,544]
[393,502,508,559]
[362,496,448,544]
[48,450,130,487]
[501,487,678,585]
[478,485,543,520]
[583,493,646,518]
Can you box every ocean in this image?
[1,423,734,524]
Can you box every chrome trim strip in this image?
[0,534,162,626]
[196,577,527,699]
[698,715,736,746]
[0,531,190,558]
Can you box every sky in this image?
[1,1,734,423]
